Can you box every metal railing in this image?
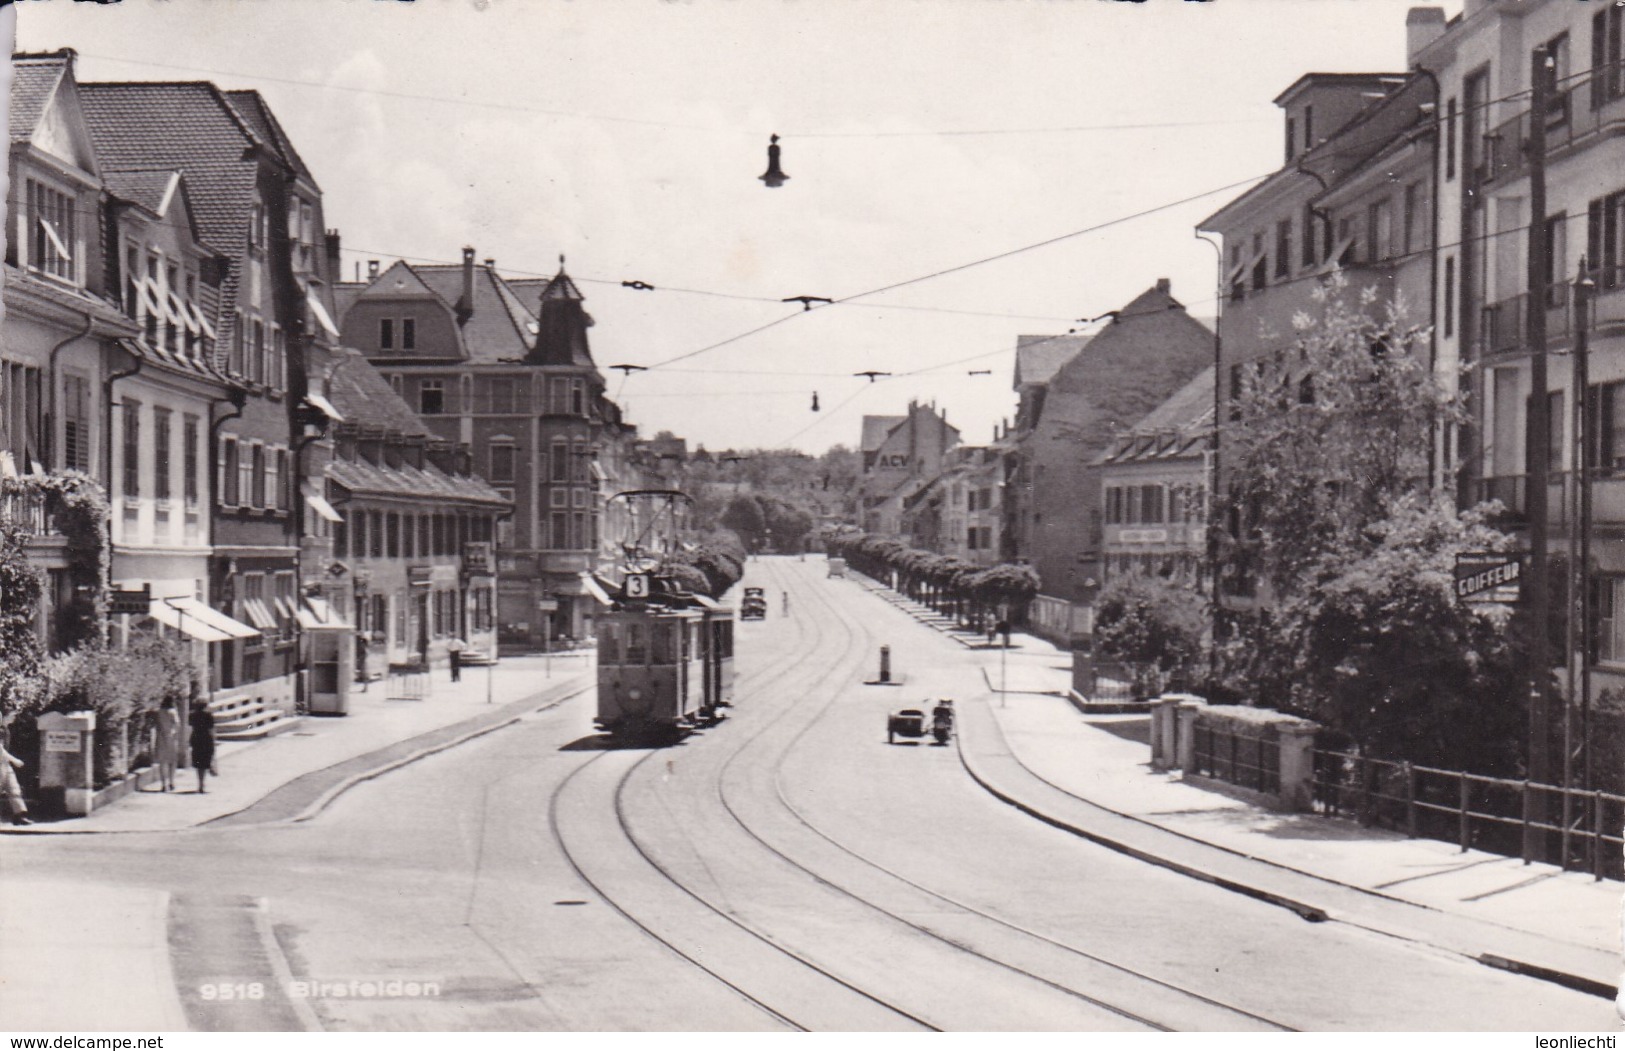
[1192,723,1280,796]
[1312,750,1624,879]
[0,488,52,536]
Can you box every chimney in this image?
[456,246,475,326]
[1156,277,1171,295]
[484,258,495,269]
[324,229,341,283]
[1406,7,1447,65]
[367,259,380,280]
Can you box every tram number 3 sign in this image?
[624,573,651,599]
[1454,552,1522,604]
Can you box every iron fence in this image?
[1312,750,1624,880]
[1192,723,1280,796]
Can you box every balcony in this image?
[1476,70,1625,191]
[0,488,53,538]
[1479,286,1575,357]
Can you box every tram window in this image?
[651,623,674,664]
[599,623,619,663]
[624,623,646,664]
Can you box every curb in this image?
[1,676,593,836]
[954,727,1331,924]
[282,683,593,825]
[955,695,1621,1000]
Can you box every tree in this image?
[1213,275,1525,771]
[1094,576,1207,695]
[720,495,767,552]
[0,524,44,718]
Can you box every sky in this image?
[13,0,1462,455]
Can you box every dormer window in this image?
[27,179,77,283]
[380,318,394,350]
[402,318,416,351]
[249,202,265,252]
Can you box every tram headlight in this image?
[627,688,642,701]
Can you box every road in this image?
[1,557,1611,1031]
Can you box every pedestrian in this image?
[153,697,180,792]
[357,634,370,693]
[782,591,790,616]
[448,636,466,683]
[189,699,216,794]
[0,726,31,825]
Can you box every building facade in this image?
[336,252,617,650]
[858,401,960,536]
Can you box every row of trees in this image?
[824,531,1040,631]
[1092,277,1536,776]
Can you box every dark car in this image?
[887,708,926,744]
[740,587,767,621]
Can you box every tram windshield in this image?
[598,622,620,663]
[651,622,676,665]
[624,622,647,664]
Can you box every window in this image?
[967,526,979,550]
[1251,231,1267,290]
[251,443,266,509]
[1443,257,1456,339]
[273,448,288,510]
[1301,204,1317,268]
[249,202,264,251]
[165,264,180,352]
[230,311,245,377]
[222,437,240,506]
[573,512,586,550]
[1402,182,1425,255]
[1445,96,1458,181]
[1105,486,1122,525]
[550,378,570,416]
[122,400,141,499]
[1586,188,1625,289]
[1593,4,1624,109]
[420,380,445,415]
[573,440,589,482]
[571,379,585,415]
[550,439,568,482]
[252,319,266,385]
[420,515,432,556]
[1589,381,1625,474]
[371,511,384,558]
[1463,71,1488,179]
[1545,212,1568,304]
[1336,216,1357,265]
[1140,484,1164,525]
[352,510,367,558]
[1367,198,1393,261]
[387,513,400,558]
[154,409,172,501]
[1597,577,1625,663]
[271,326,285,391]
[402,318,416,351]
[489,443,515,483]
[1539,33,1571,127]
[1303,104,1313,149]
[1285,117,1296,161]
[551,512,568,549]
[380,318,394,350]
[26,179,76,281]
[335,511,349,558]
[1275,219,1291,278]
[61,374,89,473]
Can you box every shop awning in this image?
[580,573,614,607]
[303,391,345,423]
[147,599,233,643]
[179,599,260,640]
[303,483,342,523]
[296,596,354,631]
[241,598,278,631]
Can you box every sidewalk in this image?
[873,582,1622,998]
[5,654,593,835]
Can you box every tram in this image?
[593,489,737,738]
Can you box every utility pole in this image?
[1564,261,1595,869]
[1524,45,1553,863]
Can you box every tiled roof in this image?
[10,52,70,144]
[222,89,318,188]
[78,82,270,336]
[1015,334,1088,389]
[327,456,510,506]
[413,264,538,364]
[860,415,905,453]
[327,350,433,438]
[103,168,179,216]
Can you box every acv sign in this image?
[875,454,913,469]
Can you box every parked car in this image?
[740,587,767,621]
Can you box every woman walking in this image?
[189,699,216,794]
[153,698,180,792]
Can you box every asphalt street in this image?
[0,557,1612,1031]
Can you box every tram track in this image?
[702,561,1294,1031]
[548,559,936,1030]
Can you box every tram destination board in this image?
[1454,552,1522,604]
